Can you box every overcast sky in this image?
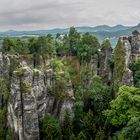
[0,0,140,31]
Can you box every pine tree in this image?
[62,110,73,140]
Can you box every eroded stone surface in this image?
[99,41,113,84]
[7,59,75,140]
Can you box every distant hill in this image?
[76,24,132,33]
[0,23,140,47]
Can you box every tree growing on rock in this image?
[113,38,126,93]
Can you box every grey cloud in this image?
[0,0,140,31]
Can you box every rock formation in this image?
[120,37,133,86]
[114,31,140,86]
[0,54,75,140]
[99,39,113,84]
[129,30,140,60]
[0,52,10,109]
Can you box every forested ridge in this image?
[0,27,140,140]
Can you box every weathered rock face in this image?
[129,30,140,60]
[86,54,99,85]
[122,68,133,86]
[117,30,140,86]
[121,37,133,86]
[99,41,113,84]
[0,52,10,77]
[115,37,133,86]
[130,31,140,52]
[0,52,10,109]
[122,37,132,67]
[8,65,40,140]
[6,58,75,140]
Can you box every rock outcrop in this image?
[0,52,10,109]
[6,58,75,140]
[106,30,140,89]
[113,37,133,87]
[99,39,113,84]
[116,30,140,86]
[8,64,40,140]
[129,30,140,60]
[120,37,133,86]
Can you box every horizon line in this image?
[1,22,139,33]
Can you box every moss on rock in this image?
[34,68,42,76]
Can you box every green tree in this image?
[131,60,140,87]
[28,36,56,67]
[104,85,140,139]
[104,85,140,126]
[89,76,111,116]
[62,110,73,140]
[81,32,99,49]
[2,37,30,54]
[80,111,95,139]
[69,27,81,55]
[40,114,62,140]
[118,117,140,140]
[13,39,29,54]
[77,44,92,64]
[2,38,14,53]
[95,128,106,140]
[28,37,41,67]
[0,78,13,140]
[77,32,99,64]
[101,39,112,50]
[73,101,84,134]
[56,34,70,56]
[37,36,55,59]
[76,131,87,140]
[28,37,38,54]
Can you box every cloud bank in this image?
[0,0,140,31]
